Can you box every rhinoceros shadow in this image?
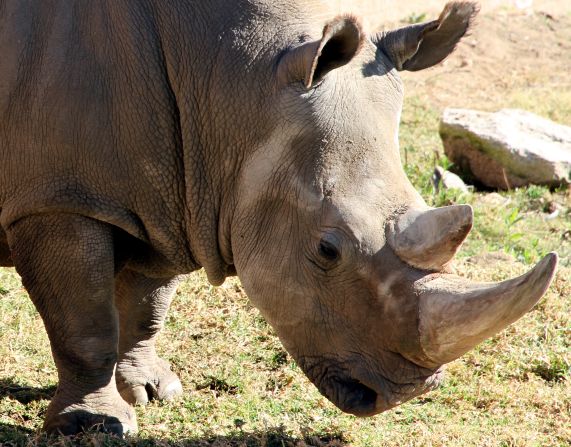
[183,427,350,447]
[0,427,348,447]
[0,423,34,446]
[0,378,349,446]
[0,423,349,447]
[0,379,54,445]
[0,378,56,404]
[178,429,350,446]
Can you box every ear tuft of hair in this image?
[307,14,365,87]
[321,14,366,55]
[276,14,365,89]
[402,1,480,71]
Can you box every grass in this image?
[1,260,570,446]
[400,95,571,268]
[1,51,571,447]
[405,11,427,24]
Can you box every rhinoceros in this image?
[0,0,558,436]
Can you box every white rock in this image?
[439,109,571,189]
[432,165,469,193]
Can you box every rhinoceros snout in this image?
[298,354,444,417]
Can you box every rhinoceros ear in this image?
[278,15,364,88]
[374,1,479,71]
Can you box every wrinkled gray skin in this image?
[0,0,558,436]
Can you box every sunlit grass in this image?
[1,259,569,446]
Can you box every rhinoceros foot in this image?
[43,390,137,436]
[116,356,183,406]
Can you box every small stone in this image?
[440,109,571,190]
[546,201,561,214]
[545,202,562,220]
[432,165,469,193]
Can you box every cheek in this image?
[239,266,337,360]
[238,251,316,329]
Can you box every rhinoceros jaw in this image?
[301,354,444,417]
[414,252,558,367]
[334,378,378,417]
[387,204,473,271]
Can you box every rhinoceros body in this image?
[0,0,557,435]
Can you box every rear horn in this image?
[387,205,473,271]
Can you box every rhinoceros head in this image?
[230,2,558,416]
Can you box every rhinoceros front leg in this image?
[114,269,183,405]
[7,214,136,436]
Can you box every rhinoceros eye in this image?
[318,238,340,262]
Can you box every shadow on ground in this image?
[0,379,52,445]
[0,427,349,447]
[0,424,349,447]
[0,379,348,446]
[174,429,349,447]
[0,378,56,404]
[0,423,34,446]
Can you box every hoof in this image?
[117,358,183,406]
[43,405,137,437]
[160,378,184,400]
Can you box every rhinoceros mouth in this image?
[327,377,378,416]
[299,354,443,417]
[325,372,442,417]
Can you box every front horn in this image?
[411,253,558,367]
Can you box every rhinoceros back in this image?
[0,1,195,271]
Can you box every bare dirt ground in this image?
[330,1,571,120]
[331,0,571,24]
